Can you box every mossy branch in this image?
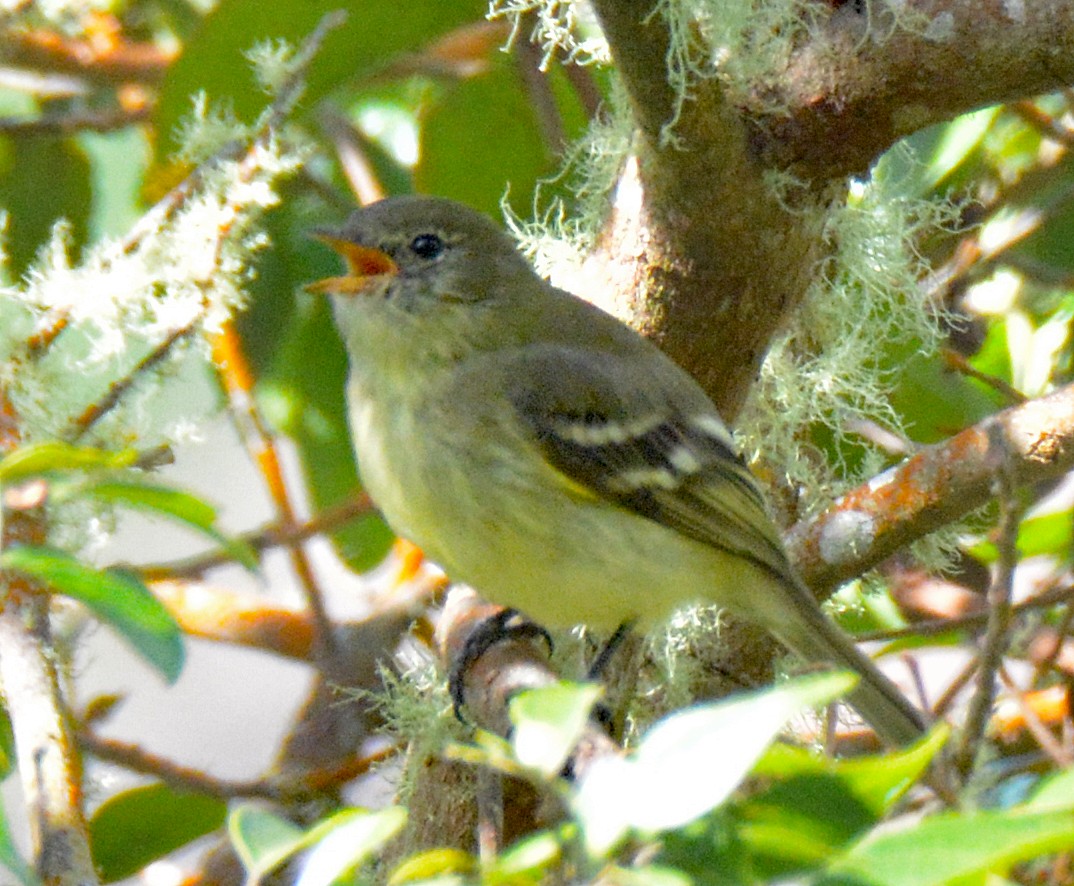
[787,382,1074,596]
[751,0,1074,180]
[0,551,96,886]
[585,0,1074,422]
[587,0,828,420]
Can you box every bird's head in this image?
[309,196,540,366]
[310,196,535,304]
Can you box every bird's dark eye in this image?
[409,233,445,260]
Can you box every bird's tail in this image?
[771,575,929,747]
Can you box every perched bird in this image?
[310,195,928,746]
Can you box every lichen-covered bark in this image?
[587,0,1074,421]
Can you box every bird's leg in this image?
[587,620,637,680]
[585,621,642,743]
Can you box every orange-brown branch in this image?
[788,383,1074,596]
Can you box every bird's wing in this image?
[503,345,793,583]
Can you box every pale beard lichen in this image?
[489,0,611,69]
[0,69,306,554]
[737,155,959,517]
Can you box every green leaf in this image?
[877,107,1000,201]
[921,106,1001,192]
[229,805,306,884]
[230,804,405,886]
[153,0,487,161]
[740,800,858,871]
[752,725,947,817]
[295,807,406,886]
[86,480,215,526]
[0,442,139,482]
[573,672,857,857]
[887,347,1004,444]
[602,865,694,886]
[972,508,1074,564]
[821,807,1074,886]
[509,682,602,778]
[658,810,790,883]
[0,546,184,683]
[76,480,258,570]
[415,58,553,218]
[0,707,13,779]
[1007,167,1074,275]
[732,733,954,881]
[969,319,1015,388]
[387,848,476,885]
[90,784,227,883]
[489,829,563,881]
[0,134,91,279]
[1028,765,1074,811]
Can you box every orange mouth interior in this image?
[307,236,398,294]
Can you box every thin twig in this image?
[148,580,316,660]
[993,684,1071,746]
[0,65,88,98]
[855,580,1074,643]
[3,26,176,83]
[903,652,931,716]
[0,104,150,135]
[81,733,284,800]
[1012,101,1074,147]
[932,653,979,720]
[998,669,1073,767]
[113,10,345,260]
[296,166,355,213]
[210,325,341,664]
[955,427,1024,775]
[315,107,386,206]
[140,490,375,579]
[561,58,605,121]
[24,313,69,357]
[0,405,97,886]
[68,317,200,439]
[81,730,399,802]
[941,348,1027,405]
[514,23,565,153]
[1032,604,1074,686]
[475,768,504,864]
[44,11,348,442]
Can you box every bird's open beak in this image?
[306,232,399,295]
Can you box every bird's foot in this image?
[449,608,554,721]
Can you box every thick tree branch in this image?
[587,0,826,421]
[435,587,619,775]
[586,1,1074,423]
[0,588,97,886]
[752,0,1074,179]
[787,383,1074,596]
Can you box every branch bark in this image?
[0,402,96,886]
[0,585,97,886]
[751,0,1074,180]
[788,382,1074,596]
[587,0,827,421]
[586,0,1074,422]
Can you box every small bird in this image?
[310,194,928,746]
